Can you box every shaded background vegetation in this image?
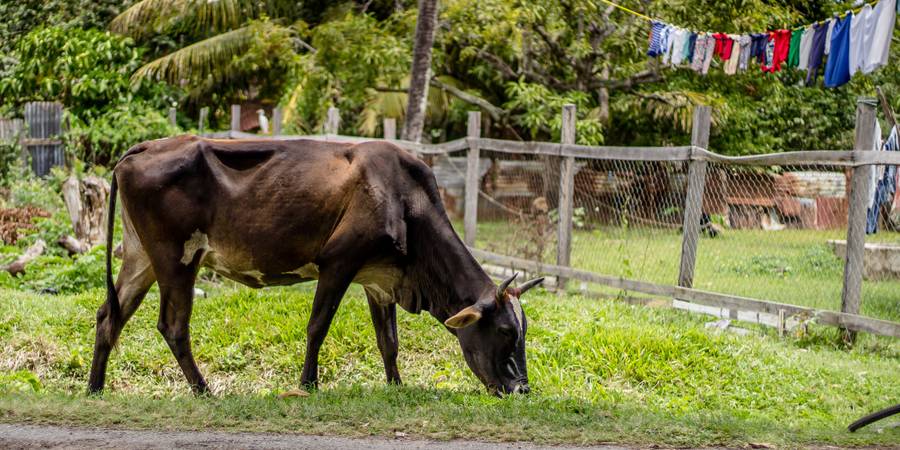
[1,0,897,167]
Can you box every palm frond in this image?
[110,0,248,39]
[131,26,255,85]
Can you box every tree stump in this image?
[60,175,110,253]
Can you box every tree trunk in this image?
[402,0,440,143]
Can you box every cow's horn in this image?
[517,277,545,295]
[498,272,518,296]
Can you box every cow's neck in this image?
[409,214,495,323]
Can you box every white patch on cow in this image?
[181,230,209,265]
[240,270,265,283]
[510,296,524,333]
[289,263,320,279]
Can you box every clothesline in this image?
[642,0,897,87]
[600,0,883,31]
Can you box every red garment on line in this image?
[713,33,734,60]
[761,29,791,72]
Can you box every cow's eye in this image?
[498,326,515,337]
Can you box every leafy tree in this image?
[0,26,176,165]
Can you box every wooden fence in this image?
[200,102,899,340]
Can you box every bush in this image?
[66,102,176,165]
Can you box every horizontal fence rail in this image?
[203,131,900,167]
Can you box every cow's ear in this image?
[444,305,482,329]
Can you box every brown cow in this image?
[89,136,543,396]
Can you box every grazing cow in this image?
[89,136,543,396]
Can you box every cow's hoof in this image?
[278,389,310,399]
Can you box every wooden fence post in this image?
[841,98,877,343]
[272,107,283,136]
[464,111,482,247]
[557,104,576,288]
[198,107,209,134]
[230,104,241,133]
[678,105,712,289]
[383,118,397,140]
[325,107,340,134]
[168,107,177,127]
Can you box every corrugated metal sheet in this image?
[24,102,64,176]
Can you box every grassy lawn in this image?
[471,221,900,323]
[0,284,898,447]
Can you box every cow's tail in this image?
[104,173,120,332]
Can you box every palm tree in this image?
[110,0,304,96]
[401,0,439,142]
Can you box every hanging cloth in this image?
[806,22,828,85]
[647,21,667,57]
[724,35,741,74]
[761,29,791,72]
[786,28,804,68]
[849,4,873,76]
[824,12,852,88]
[864,0,896,74]
[825,16,836,55]
[867,124,896,234]
[797,26,814,71]
[737,35,752,71]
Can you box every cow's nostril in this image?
[512,384,530,394]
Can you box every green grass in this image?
[471,221,900,322]
[1,285,898,447]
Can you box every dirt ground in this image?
[0,423,637,450]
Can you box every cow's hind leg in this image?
[156,263,208,395]
[365,290,401,385]
[88,251,155,393]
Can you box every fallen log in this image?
[57,235,89,255]
[2,239,46,276]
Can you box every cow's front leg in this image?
[365,291,401,385]
[300,266,356,389]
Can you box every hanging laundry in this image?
[825,16,836,55]
[824,12,852,88]
[684,32,698,64]
[806,22,828,85]
[712,33,734,60]
[761,29,791,72]
[786,28,804,68]
[647,21,667,57]
[666,28,689,66]
[867,124,896,234]
[865,0,896,74]
[848,4,872,75]
[797,26,814,71]
[724,35,741,74]
[749,33,768,65]
[701,34,716,74]
[690,33,711,72]
[737,35,752,71]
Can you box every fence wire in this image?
[430,147,899,324]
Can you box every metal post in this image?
[464,111,481,247]
[168,107,177,127]
[325,107,340,134]
[383,118,397,140]
[841,98,877,344]
[198,107,209,134]
[272,107,283,136]
[678,105,712,289]
[230,104,241,133]
[557,104,576,288]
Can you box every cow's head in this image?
[444,273,544,395]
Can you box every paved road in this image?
[0,423,635,450]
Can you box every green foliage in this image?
[8,246,109,294]
[0,0,133,54]
[0,140,22,187]
[283,13,411,134]
[0,370,42,394]
[66,103,176,165]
